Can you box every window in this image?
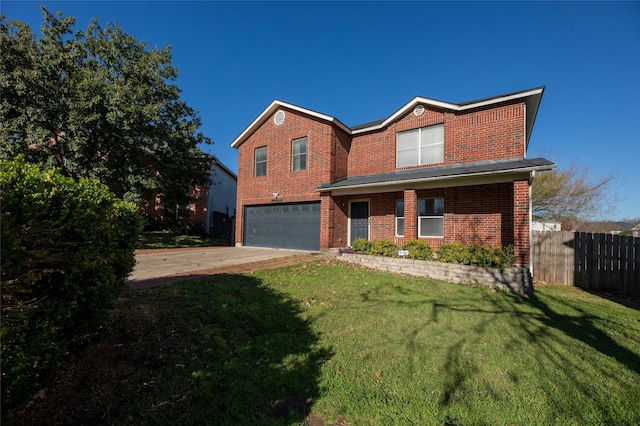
[396,123,444,168]
[418,198,444,237]
[292,137,307,171]
[165,204,190,220]
[396,200,404,236]
[255,146,266,177]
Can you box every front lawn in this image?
[13,261,640,425]
[137,230,230,249]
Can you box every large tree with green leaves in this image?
[0,8,212,204]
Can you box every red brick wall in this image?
[235,99,531,263]
[328,181,531,266]
[348,102,525,176]
[235,107,339,245]
[513,180,531,265]
[448,103,525,164]
[142,184,208,225]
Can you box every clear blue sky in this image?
[4,1,639,220]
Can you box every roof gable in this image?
[230,87,545,149]
[230,100,350,148]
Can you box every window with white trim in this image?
[255,146,267,177]
[396,123,444,168]
[418,198,444,237]
[291,137,307,171]
[396,200,404,236]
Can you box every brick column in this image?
[319,192,332,250]
[234,196,244,247]
[404,189,417,240]
[513,180,530,266]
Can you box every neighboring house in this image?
[532,221,561,232]
[578,221,635,235]
[143,155,237,238]
[206,158,237,239]
[231,87,555,267]
[632,224,640,238]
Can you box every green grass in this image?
[19,261,640,425]
[137,230,230,249]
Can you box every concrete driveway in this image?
[128,246,321,288]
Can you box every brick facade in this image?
[233,88,551,266]
[142,184,208,224]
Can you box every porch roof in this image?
[317,157,556,194]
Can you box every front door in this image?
[350,201,369,245]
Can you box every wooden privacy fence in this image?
[532,231,640,295]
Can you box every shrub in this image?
[1,157,142,415]
[495,245,515,268]
[351,238,373,253]
[434,242,465,264]
[401,239,434,260]
[369,239,399,257]
[436,242,514,268]
[187,221,207,236]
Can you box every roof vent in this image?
[413,105,425,116]
[274,110,285,126]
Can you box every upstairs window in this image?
[255,146,267,177]
[418,198,444,237]
[396,200,404,236]
[396,123,444,168]
[292,137,307,171]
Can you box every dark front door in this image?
[350,201,369,245]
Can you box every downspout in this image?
[529,170,535,276]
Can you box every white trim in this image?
[254,146,267,177]
[395,199,404,237]
[396,124,444,168]
[529,173,533,273]
[417,198,444,238]
[348,199,370,246]
[523,102,527,158]
[291,136,308,172]
[351,88,544,135]
[231,100,350,148]
[274,110,285,126]
[230,88,545,148]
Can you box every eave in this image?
[351,87,544,148]
[316,158,556,196]
[230,87,545,150]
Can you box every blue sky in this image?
[3,1,639,220]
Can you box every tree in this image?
[531,161,618,229]
[0,8,212,205]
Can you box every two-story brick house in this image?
[231,87,555,266]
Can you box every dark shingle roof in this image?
[317,158,555,191]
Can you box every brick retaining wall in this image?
[336,253,533,295]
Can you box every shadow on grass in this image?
[526,293,640,374]
[359,280,639,422]
[131,273,334,425]
[582,288,640,311]
[13,273,332,425]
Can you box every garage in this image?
[243,202,321,251]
